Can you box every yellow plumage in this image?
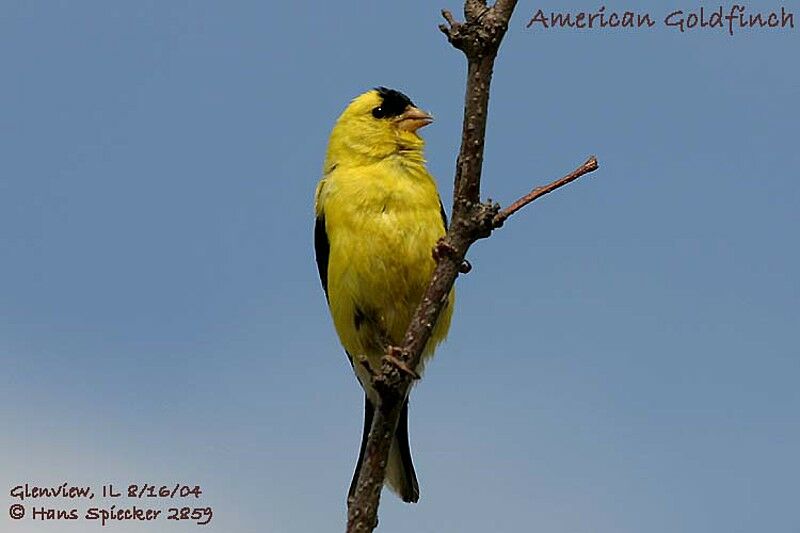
[314,88,453,502]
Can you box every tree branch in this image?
[345,2,599,531]
[493,155,599,227]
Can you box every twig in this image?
[493,155,599,227]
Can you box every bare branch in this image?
[493,156,599,227]
[345,1,598,531]
[440,9,459,29]
[491,0,517,22]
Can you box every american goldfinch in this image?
[314,87,454,503]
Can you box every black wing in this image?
[314,214,330,300]
[439,200,448,230]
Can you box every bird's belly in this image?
[327,208,452,378]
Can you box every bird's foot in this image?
[383,348,421,380]
[432,238,456,263]
[433,238,472,274]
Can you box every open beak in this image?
[396,106,433,132]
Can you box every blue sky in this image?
[1,1,798,532]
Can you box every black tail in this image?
[349,395,419,503]
[348,395,374,501]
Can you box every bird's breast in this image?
[323,165,447,359]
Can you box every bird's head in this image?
[325,87,433,171]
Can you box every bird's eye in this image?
[372,106,385,118]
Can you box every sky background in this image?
[1,1,798,532]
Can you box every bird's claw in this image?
[383,350,421,380]
[433,239,472,275]
[432,238,457,263]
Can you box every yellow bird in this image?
[314,87,454,503]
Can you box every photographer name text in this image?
[7,482,213,527]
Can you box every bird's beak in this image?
[396,106,434,132]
